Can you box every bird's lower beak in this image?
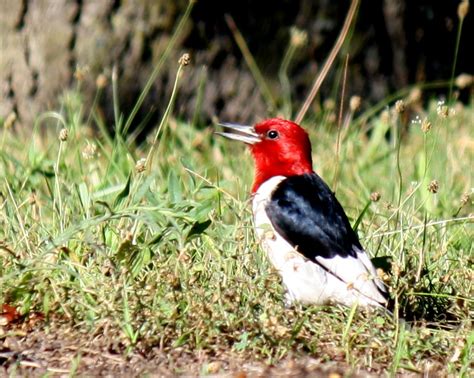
[215,123,261,145]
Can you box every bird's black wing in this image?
[264,173,362,260]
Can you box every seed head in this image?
[74,65,89,82]
[323,98,336,111]
[96,73,108,89]
[349,95,362,112]
[421,118,432,133]
[408,87,422,104]
[376,268,389,281]
[3,112,17,130]
[59,128,68,142]
[290,27,308,47]
[392,263,401,278]
[82,143,97,160]
[370,192,381,202]
[380,109,391,124]
[436,100,449,118]
[455,73,473,89]
[437,105,449,118]
[428,180,439,194]
[395,100,405,114]
[460,192,470,206]
[120,229,133,242]
[135,158,147,173]
[178,53,190,66]
[458,0,469,20]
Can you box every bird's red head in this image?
[218,118,314,192]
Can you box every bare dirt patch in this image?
[0,318,394,377]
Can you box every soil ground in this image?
[0,318,396,377]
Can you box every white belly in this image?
[252,176,384,307]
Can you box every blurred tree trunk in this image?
[0,0,77,126]
[0,0,190,128]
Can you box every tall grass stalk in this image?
[122,0,195,136]
[54,138,66,232]
[225,15,276,111]
[448,1,468,103]
[296,0,359,123]
[145,60,187,171]
[332,54,349,192]
[278,28,307,118]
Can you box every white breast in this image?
[252,177,386,308]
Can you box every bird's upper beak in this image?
[215,123,261,145]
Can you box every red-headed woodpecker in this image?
[217,118,388,308]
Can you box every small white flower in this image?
[135,158,147,173]
[411,115,421,125]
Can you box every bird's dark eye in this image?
[267,130,279,140]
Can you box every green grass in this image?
[0,73,472,374]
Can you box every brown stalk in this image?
[225,14,277,111]
[295,0,360,124]
[332,54,350,192]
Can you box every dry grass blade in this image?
[225,14,277,111]
[332,53,350,192]
[295,0,360,124]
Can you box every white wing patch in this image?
[252,177,387,307]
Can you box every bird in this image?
[217,118,388,308]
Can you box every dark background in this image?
[0,0,472,128]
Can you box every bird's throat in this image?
[252,161,313,193]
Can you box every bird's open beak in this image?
[215,122,261,145]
